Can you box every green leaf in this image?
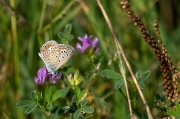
[114,79,124,90]
[46,102,53,110]
[166,109,180,117]
[58,32,65,40]
[73,109,81,119]
[78,90,86,102]
[52,106,58,113]
[45,86,51,103]
[135,71,141,79]
[80,98,88,107]
[72,102,78,111]
[139,82,145,89]
[141,71,151,81]
[25,103,37,114]
[177,102,180,112]
[101,69,122,80]
[51,89,65,102]
[16,100,34,107]
[72,95,77,103]
[31,91,38,101]
[76,87,81,100]
[65,24,72,36]
[58,106,71,116]
[68,35,74,41]
[83,106,94,114]
[60,87,70,98]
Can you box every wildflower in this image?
[91,37,100,54]
[76,34,100,54]
[48,73,62,84]
[34,66,47,85]
[34,66,62,85]
[67,70,83,86]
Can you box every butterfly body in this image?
[39,40,74,74]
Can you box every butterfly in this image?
[38,40,74,74]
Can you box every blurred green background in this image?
[0,0,180,118]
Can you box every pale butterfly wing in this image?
[39,40,74,74]
[39,40,59,73]
[39,40,58,66]
[40,40,58,52]
[54,44,74,70]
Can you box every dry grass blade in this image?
[96,0,153,118]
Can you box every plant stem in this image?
[10,0,20,92]
[41,0,76,34]
[42,110,48,119]
[10,0,21,118]
[118,89,141,117]
[74,85,79,105]
[37,0,48,46]
[85,55,95,69]
[96,0,153,118]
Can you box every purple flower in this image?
[76,34,100,54]
[76,34,92,53]
[34,66,47,85]
[48,73,62,84]
[91,37,100,54]
[34,66,62,85]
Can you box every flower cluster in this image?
[34,66,62,85]
[67,70,83,86]
[76,34,100,54]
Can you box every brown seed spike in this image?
[120,1,124,5]
[156,31,160,36]
[171,98,175,102]
[134,22,138,26]
[124,1,129,5]
[153,23,159,28]
[122,5,126,9]
[158,39,162,44]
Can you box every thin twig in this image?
[96,0,153,118]
[96,0,133,118]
